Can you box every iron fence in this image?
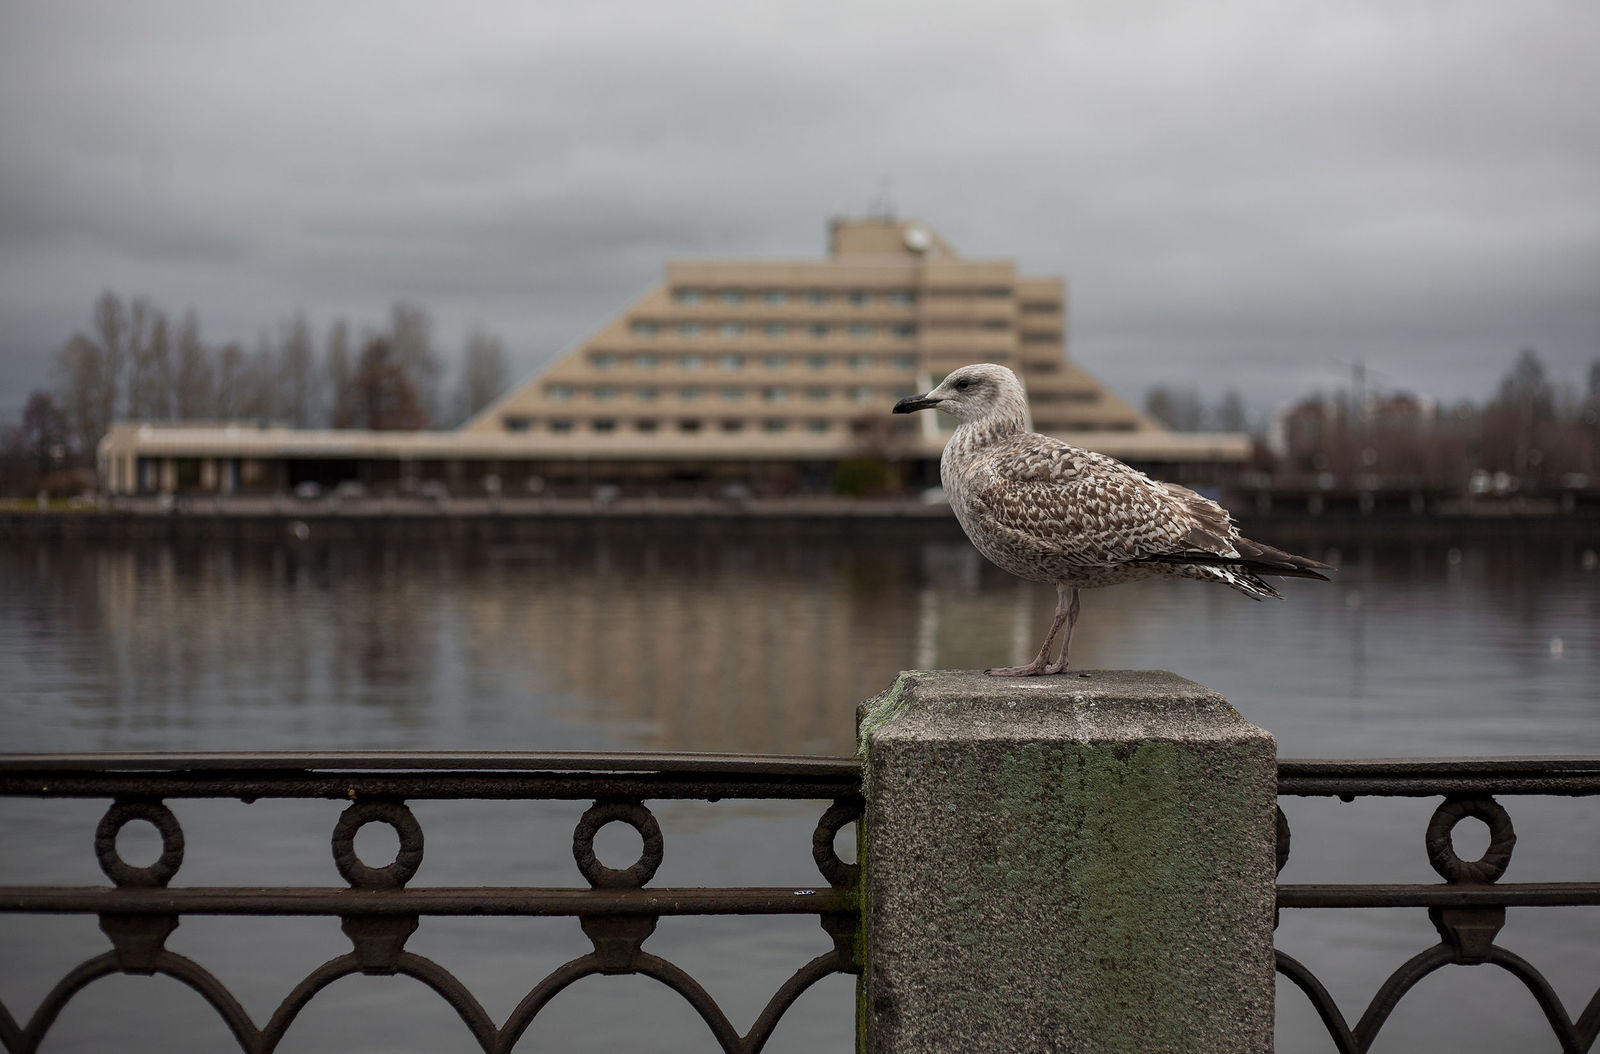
[0,752,1597,1052]
[0,752,863,1054]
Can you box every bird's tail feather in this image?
[1140,537,1333,582]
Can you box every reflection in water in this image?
[1,521,1597,1054]
[2,521,1597,759]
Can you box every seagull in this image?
[893,363,1331,676]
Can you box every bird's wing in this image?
[965,435,1240,564]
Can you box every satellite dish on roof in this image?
[903,225,931,252]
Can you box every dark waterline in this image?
[1,521,1596,1052]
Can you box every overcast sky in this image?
[2,0,1597,424]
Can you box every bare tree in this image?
[235,335,278,422]
[352,336,426,430]
[53,290,130,456]
[215,342,245,420]
[279,312,315,428]
[91,291,128,434]
[127,307,173,421]
[1144,385,1204,431]
[173,310,214,420]
[9,391,73,489]
[1213,389,1248,433]
[326,319,358,428]
[57,334,104,456]
[455,328,509,424]
[388,302,440,426]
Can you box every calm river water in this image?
[1,518,1596,1052]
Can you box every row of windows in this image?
[631,320,919,339]
[504,416,916,436]
[589,352,917,372]
[547,384,916,404]
[673,288,921,307]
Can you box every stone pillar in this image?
[858,670,1277,1053]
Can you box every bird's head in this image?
[892,363,1026,425]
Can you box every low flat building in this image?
[100,217,1248,497]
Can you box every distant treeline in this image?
[2,291,510,494]
[1145,349,1600,494]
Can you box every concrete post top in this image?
[860,669,1271,747]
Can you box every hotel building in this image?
[100,218,1247,497]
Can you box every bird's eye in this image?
[955,379,971,391]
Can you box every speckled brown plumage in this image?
[892,363,1331,675]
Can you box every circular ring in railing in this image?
[572,801,663,889]
[95,799,186,887]
[812,798,862,889]
[1425,796,1515,884]
[1275,805,1291,876]
[332,800,424,889]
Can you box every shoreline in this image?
[4,495,1597,543]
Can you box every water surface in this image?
[1,519,1596,1051]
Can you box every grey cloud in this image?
[0,0,1596,423]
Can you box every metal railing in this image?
[1,752,1597,1052]
[1276,757,1600,1053]
[0,752,863,1054]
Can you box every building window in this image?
[763,290,788,305]
[890,355,915,370]
[678,419,702,433]
[850,355,871,370]
[764,323,788,338]
[631,320,658,336]
[636,419,659,432]
[720,354,744,370]
[550,419,574,433]
[720,322,745,338]
[547,385,574,400]
[593,419,617,433]
[806,419,830,432]
[764,419,787,432]
[806,290,828,305]
[763,387,786,403]
[503,416,531,432]
[847,290,870,307]
[764,355,786,370]
[591,354,616,370]
[808,323,828,338]
[680,387,703,401]
[635,353,658,369]
[849,323,873,338]
[887,290,914,306]
[721,289,745,304]
[806,355,827,370]
[721,419,745,432]
[892,323,915,338]
[851,387,873,403]
[806,387,828,401]
[674,289,702,304]
[594,387,617,401]
[982,287,1011,298]
[678,323,702,338]
[636,386,659,401]
[721,387,743,401]
[680,354,702,370]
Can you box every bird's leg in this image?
[987,584,1074,677]
[1042,587,1081,675]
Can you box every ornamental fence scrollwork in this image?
[1,752,1597,1051]
[1276,757,1600,1054]
[0,752,863,1054]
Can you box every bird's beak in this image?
[892,394,941,414]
